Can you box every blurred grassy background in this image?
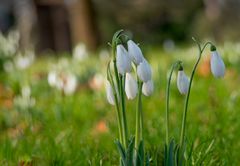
[0,0,240,165]
[0,43,240,165]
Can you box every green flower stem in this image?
[114,91,124,144]
[120,74,128,149]
[179,39,214,150]
[165,61,181,146]
[113,58,121,94]
[135,81,143,149]
[107,61,123,144]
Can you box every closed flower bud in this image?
[210,50,225,78]
[177,69,190,95]
[142,80,154,96]
[137,59,152,82]
[125,73,138,99]
[127,40,144,65]
[116,44,132,75]
[106,81,115,105]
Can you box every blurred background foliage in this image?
[1,0,240,53]
[0,0,240,165]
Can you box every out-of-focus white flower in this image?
[14,85,35,109]
[15,51,34,69]
[177,69,190,95]
[210,50,225,78]
[48,71,57,87]
[0,30,19,56]
[127,40,143,65]
[125,73,138,99]
[106,81,115,105]
[22,85,31,98]
[48,70,78,95]
[142,80,154,96]
[73,43,88,61]
[59,73,78,95]
[116,44,132,75]
[137,59,152,82]
[89,73,104,91]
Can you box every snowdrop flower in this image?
[21,85,31,98]
[48,71,57,87]
[127,40,144,65]
[210,46,225,78]
[116,44,132,75]
[142,80,154,96]
[89,73,104,91]
[125,73,138,99]
[177,68,190,95]
[14,85,35,109]
[106,81,115,105]
[62,73,77,95]
[52,72,77,95]
[137,59,152,82]
[15,51,34,69]
[73,43,88,61]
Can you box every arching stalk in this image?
[179,38,214,159]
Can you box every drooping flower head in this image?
[137,59,152,82]
[142,79,154,96]
[116,44,132,75]
[177,66,190,95]
[210,45,225,78]
[125,73,138,99]
[127,40,144,65]
[106,81,115,105]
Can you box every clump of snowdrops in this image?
[164,38,225,166]
[106,30,153,165]
[106,31,225,166]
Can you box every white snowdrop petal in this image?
[177,70,189,95]
[142,80,154,96]
[106,81,115,105]
[127,40,144,65]
[210,51,225,78]
[116,45,132,75]
[116,45,126,75]
[124,52,132,73]
[137,59,152,82]
[125,73,138,99]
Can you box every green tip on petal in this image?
[178,65,183,71]
[210,45,217,51]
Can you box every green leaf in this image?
[136,140,144,166]
[164,144,168,166]
[168,139,175,166]
[145,153,151,166]
[174,145,180,166]
[115,140,126,165]
[187,141,194,162]
[126,137,135,165]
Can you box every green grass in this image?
[0,44,240,165]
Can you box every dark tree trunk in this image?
[66,0,99,51]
